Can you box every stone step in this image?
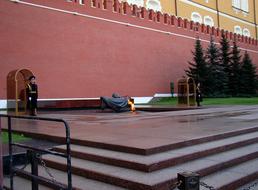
[71,126,258,155]
[236,179,258,190]
[200,159,258,190]
[53,131,258,172]
[5,165,128,190]
[3,175,52,190]
[42,143,258,190]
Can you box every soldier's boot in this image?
[33,109,37,116]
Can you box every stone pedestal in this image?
[178,171,199,190]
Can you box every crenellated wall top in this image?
[11,0,258,47]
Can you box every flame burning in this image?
[128,98,135,112]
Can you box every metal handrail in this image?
[0,114,72,190]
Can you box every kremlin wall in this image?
[1,0,258,108]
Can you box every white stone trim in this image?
[133,97,153,104]
[39,98,100,101]
[0,100,7,109]
[0,97,154,107]
[154,93,178,97]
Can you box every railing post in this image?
[64,121,72,190]
[27,150,39,190]
[0,114,72,190]
[8,116,14,190]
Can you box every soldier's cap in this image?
[28,75,36,80]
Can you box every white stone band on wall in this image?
[0,97,153,109]
[0,100,7,110]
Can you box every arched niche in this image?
[177,77,196,107]
[7,69,34,115]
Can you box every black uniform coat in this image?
[26,83,38,110]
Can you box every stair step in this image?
[3,175,52,190]
[13,165,128,190]
[53,131,258,172]
[71,126,258,155]
[43,143,258,190]
[200,159,258,190]
[236,179,258,190]
[35,165,128,190]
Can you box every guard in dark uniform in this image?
[26,76,38,116]
[196,82,202,107]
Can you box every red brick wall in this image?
[0,0,258,99]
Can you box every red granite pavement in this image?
[1,106,258,151]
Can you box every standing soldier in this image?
[26,76,38,116]
[196,82,202,107]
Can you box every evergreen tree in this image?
[219,32,231,95]
[229,40,241,96]
[239,51,258,95]
[206,36,225,96]
[185,38,209,95]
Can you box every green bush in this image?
[1,132,30,144]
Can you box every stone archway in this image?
[7,69,34,115]
[177,77,196,107]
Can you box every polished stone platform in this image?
[2,106,258,190]
[1,106,258,154]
